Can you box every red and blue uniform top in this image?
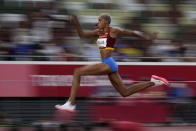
[97,27,116,50]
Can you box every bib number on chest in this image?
[97,38,107,47]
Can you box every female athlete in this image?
[55,13,169,112]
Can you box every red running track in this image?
[0,126,196,131]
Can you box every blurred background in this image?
[0,0,196,131]
[0,0,196,62]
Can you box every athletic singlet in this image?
[97,27,116,50]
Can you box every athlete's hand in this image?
[147,32,159,40]
[70,15,78,24]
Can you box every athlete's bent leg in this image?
[108,72,154,97]
[55,63,112,111]
[108,72,169,97]
[69,63,112,104]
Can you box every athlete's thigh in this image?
[108,72,125,92]
[78,62,112,75]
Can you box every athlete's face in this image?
[98,17,107,29]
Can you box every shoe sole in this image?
[55,106,76,113]
[152,75,169,86]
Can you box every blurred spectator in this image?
[0,0,196,61]
[147,39,187,62]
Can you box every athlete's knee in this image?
[121,93,128,97]
[119,91,129,97]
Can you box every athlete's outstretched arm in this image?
[71,15,98,38]
[113,28,158,40]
